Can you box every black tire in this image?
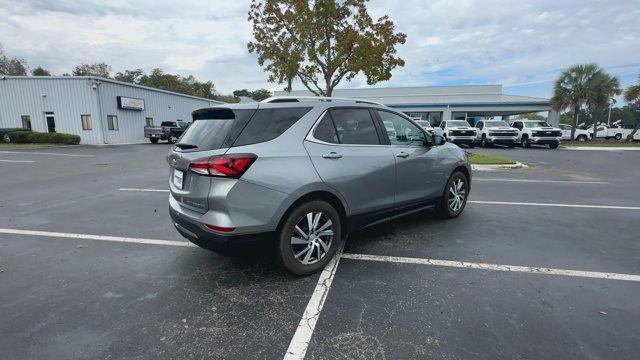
[615,133,622,140]
[549,143,559,149]
[481,136,488,147]
[150,138,159,144]
[577,135,587,142]
[521,136,531,148]
[276,200,342,275]
[437,171,469,219]
[167,137,175,144]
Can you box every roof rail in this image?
[261,96,384,106]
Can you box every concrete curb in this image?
[561,146,640,151]
[471,162,528,171]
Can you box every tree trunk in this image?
[570,106,578,141]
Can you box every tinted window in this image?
[178,109,255,151]
[378,110,428,147]
[233,107,311,146]
[329,108,380,145]
[313,112,340,144]
[161,121,177,127]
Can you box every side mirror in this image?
[432,134,446,146]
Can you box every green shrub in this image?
[7,131,80,145]
[0,128,28,141]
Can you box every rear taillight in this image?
[189,154,257,178]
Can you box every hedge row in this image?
[0,128,27,139]
[6,131,81,145]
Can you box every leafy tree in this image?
[114,69,144,83]
[72,62,112,78]
[551,64,602,140]
[136,68,218,100]
[32,66,51,76]
[586,71,620,140]
[233,89,253,98]
[250,88,272,101]
[0,43,28,75]
[623,74,640,140]
[248,0,407,96]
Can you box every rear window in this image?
[232,107,311,147]
[161,121,177,127]
[177,108,256,151]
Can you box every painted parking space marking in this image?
[473,178,609,185]
[341,253,640,282]
[119,188,170,192]
[0,228,193,247]
[284,244,344,360]
[0,159,35,163]
[468,200,640,211]
[0,151,94,157]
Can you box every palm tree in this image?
[551,64,601,140]
[586,72,621,140]
[624,74,640,141]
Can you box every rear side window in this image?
[177,108,256,151]
[329,108,380,145]
[313,113,340,144]
[233,107,311,147]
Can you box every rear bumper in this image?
[145,133,170,139]
[169,206,274,251]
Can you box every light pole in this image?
[607,98,617,125]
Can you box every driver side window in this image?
[476,122,483,130]
[377,110,428,147]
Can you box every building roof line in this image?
[0,75,225,104]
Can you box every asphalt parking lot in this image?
[1,144,639,359]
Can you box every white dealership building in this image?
[0,76,223,144]
[276,84,559,126]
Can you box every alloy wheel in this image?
[448,178,466,212]
[290,212,334,265]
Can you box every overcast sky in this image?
[1,0,639,99]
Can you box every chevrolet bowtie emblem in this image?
[171,159,177,166]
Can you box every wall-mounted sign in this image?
[117,96,145,111]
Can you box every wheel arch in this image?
[275,190,349,237]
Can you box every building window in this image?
[451,112,467,120]
[21,115,32,130]
[145,117,153,127]
[81,115,92,130]
[107,115,119,131]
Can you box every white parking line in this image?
[474,178,609,185]
[0,228,193,247]
[341,253,640,282]
[284,244,344,360]
[119,188,170,192]
[0,159,35,163]
[0,151,94,157]
[469,200,640,210]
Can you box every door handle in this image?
[396,152,410,158]
[322,152,343,159]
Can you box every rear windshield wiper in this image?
[175,143,198,150]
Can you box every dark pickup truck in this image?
[144,121,190,144]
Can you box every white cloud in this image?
[1,0,639,97]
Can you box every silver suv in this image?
[168,97,471,275]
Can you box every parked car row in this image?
[432,119,563,149]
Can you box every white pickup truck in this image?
[558,124,591,142]
[510,119,563,149]
[586,124,633,140]
[474,120,518,148]
[436,120,477,148]
[412,119,435,135]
